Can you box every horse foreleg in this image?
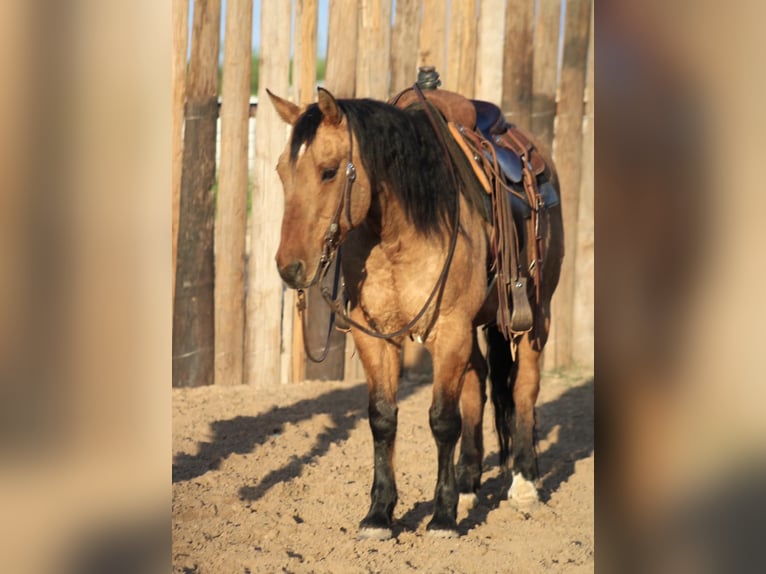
[508,332,542,507]
[354,335,401,540]
[456,332,487,506]
[426,327,472,536]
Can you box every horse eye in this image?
[321,167,338,182]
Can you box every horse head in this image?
[268,88,371,289]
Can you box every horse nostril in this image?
[278,260,305,286]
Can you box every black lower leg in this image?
[512,410,538,481]
[457,339,488,494]
[360,398,398,531]
[427,401,462,532]
[456,397,485,494]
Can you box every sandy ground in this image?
[172,371,593,573]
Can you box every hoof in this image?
[357,526,393,541]
[458,492,478,510]
[426,515,459,538]
[359,514,393,540]
[508,472,540,509]
[427,526,459,539]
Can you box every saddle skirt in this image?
[390,83,559,338]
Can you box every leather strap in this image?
[300,86,466,359]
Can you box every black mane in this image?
[290,98,484,236]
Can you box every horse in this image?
[267,85,563,539]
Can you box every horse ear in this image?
[317,87,341,125]
[267,89,300,125]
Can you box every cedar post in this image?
[547,0,591,370]
[171,0,188,302]
[295,0,347,382]
[245,0,291,385]
[173,0,221,387]
[419,0,448,76]
[356,0,392,99]
[294,0,318,106]
[326,0,365,382]
[572,4,594,370]
[445,0,478,97]
[325,0,359,99]
[288,0,321,384]
[475,0,506,103]
[390,0,422,96]
[501,0,534,129]
[214,0,253,386]
[531,0,562,152]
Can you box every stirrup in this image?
[509,277,533,333]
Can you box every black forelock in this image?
[289,103,324,163]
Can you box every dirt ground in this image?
[172,370,593,573]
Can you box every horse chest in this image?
[354,247,442,335]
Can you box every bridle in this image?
[296,86,463,362]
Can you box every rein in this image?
[297,86,464,361]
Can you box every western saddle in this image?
[390,67,559,339]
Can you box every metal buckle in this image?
[345,162,356,182]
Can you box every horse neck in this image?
[366,183,422,254]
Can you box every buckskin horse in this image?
[268,73,563,539]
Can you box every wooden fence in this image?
[172,0,593,387]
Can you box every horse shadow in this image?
[394,376,594,534]
[172,378,424,502]
[535,377,594,503]
[173,375,592,531]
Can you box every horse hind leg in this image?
[507,331,543,508]
[486,324,515,470]
[456,332,488,508]
[486,322,543,508]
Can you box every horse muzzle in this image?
[277,259,310,289]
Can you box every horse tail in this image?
[486,324,515,467]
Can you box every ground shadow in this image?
[394,470,508,536]
[394,377,594,532]
[173,375,592,529]
[535,377,594,502]
[173,377,426,499]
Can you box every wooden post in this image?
[356,0,392,99]
[289,0,320,384]
[294,0,318,106]
[501,0,534,129]
[326,0,358,98]
[245,1,291,386]
[326,0,364,383]
[214,0,252,386]
[531,0,561,151]
[475,0,506,103]
[445,0,478,97]
[572,4,594,370]
[419,0,447,76]
[173,0,221,387]
[171,0,188,302]
[390,0,422,96]
[295,0,347,382]
[548,0,591,371]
